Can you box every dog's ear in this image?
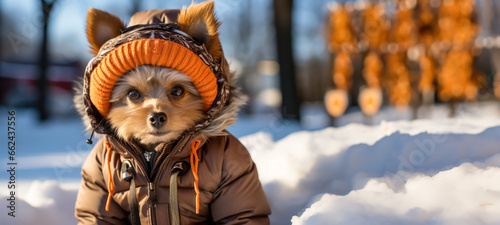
[178,0,222,62]
[86,8,125,55]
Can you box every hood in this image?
[74,4,246,139]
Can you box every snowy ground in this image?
[1,102,500,224]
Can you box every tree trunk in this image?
[273,0,301,120]
[130,0,141,16]
[37,0,56,121]
[0,5,3,88]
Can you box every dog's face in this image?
[108,65,204,144]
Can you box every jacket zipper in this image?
[147,182,157,225]
[119,133,192,225]
[142,151,157,225]
[148,134,192,224]
[152,133,192,184]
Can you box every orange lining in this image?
[190,140,201,214]
[105,141,115,211]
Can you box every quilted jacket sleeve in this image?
[74,139,128,225]
[210,135,272,225]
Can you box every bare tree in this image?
[273,0,300,120]
[130,0,141,16]
[37,0,57,121]
[0,4,3,88]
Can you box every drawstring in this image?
[86,119,106,145]
[104,141,115,212]
[86,129,96,144]
[189,140,201,214]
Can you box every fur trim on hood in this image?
[74,3,246,138]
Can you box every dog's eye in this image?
[128,89,141,100]
[170,86,185,98]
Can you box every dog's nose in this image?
[149,112,167,128]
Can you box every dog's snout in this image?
[149,112,167,128]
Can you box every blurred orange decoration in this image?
[325,89,349,118]
[358,2,388,116]
[360,51,384,116]
[392,5,418,51]
[329,4,355,91]
[325,4,356,117]
[386,52,412,109]
[438,49,477,101]
[417,0,436,49]
[385,2,416,110]
[333,51,353,91]
[437,0,479,101]
[358,51,384,116]
[361,2,389,51]
[324,0,482,119]
[327,4,356,52]
[361,2,386,89]
[363,51,383,89]
[358,87,383,116]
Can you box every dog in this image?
[74,1,271,224]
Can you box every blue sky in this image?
[1,0,331,63]
[2,0,215,61]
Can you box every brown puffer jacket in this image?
[75,131,271,225]
[74,3,271,225]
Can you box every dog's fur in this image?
[108,65,205,145]
[74,1,248,148]
[177,2,222,61]
[86,8,125,55]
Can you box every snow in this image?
[1,180,80,225]
[291,163,500,225]
[240,116,500,225]
[2,103,500,224]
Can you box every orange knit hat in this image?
[89,38,218,118]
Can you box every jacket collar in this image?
[105,131,208,160]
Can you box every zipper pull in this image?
[148,182,157,203]
[148,182,158,225]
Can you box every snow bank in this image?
[240,118,500,225]
[0,180,79,225]
[291,162,500,225]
